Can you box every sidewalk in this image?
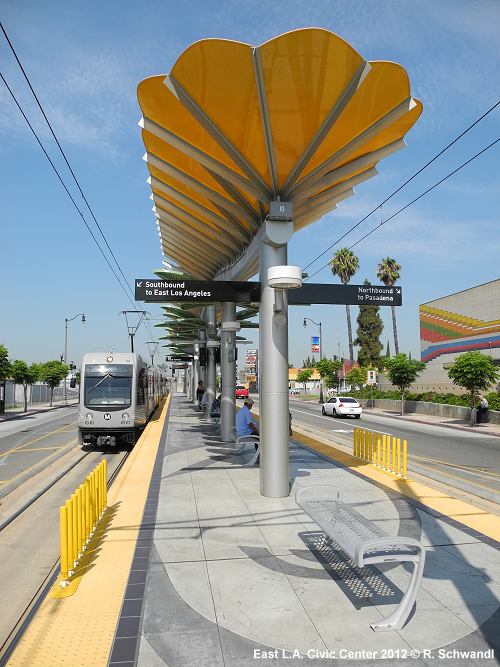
[134,395,499,666]
[7,394,499,667]
[0,401,78,423]
[363,407,500,438]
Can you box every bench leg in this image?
[244,446,260,467]
[370,549,426,632]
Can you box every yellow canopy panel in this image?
[137,28,422,279]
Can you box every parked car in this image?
[321,396,362,418]
[235,385,249,399]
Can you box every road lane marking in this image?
[412,453,500,478]
[0,438,77,485]
[289,407,393,435]
[411,460,500,495]
[0,421,77,458]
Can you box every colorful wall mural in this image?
[420,281,500,363]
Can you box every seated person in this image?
[210,395,221,418]
[235,398,259,450]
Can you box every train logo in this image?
[104,413,111,420]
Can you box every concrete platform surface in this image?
[136,395,499,667]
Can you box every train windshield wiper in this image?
[88,373,114,392]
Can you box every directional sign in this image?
[288,284,402,306]
[135,279,402,306]
[135,279,259,303]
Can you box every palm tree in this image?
[330,248,359,362]
[377,257,401,354]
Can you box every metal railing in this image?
[353,427,408,479]
[59,460,107,585]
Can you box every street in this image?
[0,407,79,497]
[255,398,500,504]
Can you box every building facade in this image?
[420,279,500,364]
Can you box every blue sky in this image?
[1,0,499,368]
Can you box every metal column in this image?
[193,343,200,404]
[259,242,289,497]
[206,306,216,413]
[198,330,206,385]
[221,302,236,441]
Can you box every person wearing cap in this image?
[236,398,259,447]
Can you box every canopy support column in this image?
[221,302,237,441]
[192,346,199,404]
[259,218,293,498]
[206,306,216,413]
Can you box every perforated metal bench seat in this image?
[296,486,426,632]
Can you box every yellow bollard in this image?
[103,459,108,509]
[71,494,78,566]
[355,428,359,458]
[85,478,90,541]
[90,470,95,529]
[397,438,401,476]
[67,498,74,570]
[76,488,82,557]
[393,438,399,475]
[382,435,386,469]
[376,433,381,466]
[403,440,408,478]
[99,462,104,515]
[353,428,357,458]
[60,505,69,581]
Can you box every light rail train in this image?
[77,352,166,447]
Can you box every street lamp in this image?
[64,313,85,403]
[303,317,324,403]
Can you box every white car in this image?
[322,396,362,418]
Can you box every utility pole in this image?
[121,311,147,353]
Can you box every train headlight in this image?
[122,412,129,420]
[86,412,93,420]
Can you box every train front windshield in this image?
[84,364,133,407]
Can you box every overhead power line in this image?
[301,100,500,274]
[0,70,136,308]
[305,136,500,280]
[1,20,158,345]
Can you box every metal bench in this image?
[296,486,426,632]
[229,428,260,466]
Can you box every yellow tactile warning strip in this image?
[7,395,170,667]
[291,424,500,544]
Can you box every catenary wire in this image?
[301,100,500,274]
[1,23,158,345]
[0,70,136,309]
[0,21,139,308]
[305,136,500,280]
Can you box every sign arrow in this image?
[396,288,401,294]
[136,281,142,287]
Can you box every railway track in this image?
[0,446,130,666]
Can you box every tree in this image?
[354,280,383,367]
[385,354,425,415]
[296,369,313,397]
[10,360,40,412]
[377,257,401,354]
[0,344,11,414]
[0,344,11,381]
[316,358,342,390]
[447,351,499,425]
[345,366,367,389]
[40,360,69,406]
[330,247,359,362]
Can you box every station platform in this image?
[7,393,500,666]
